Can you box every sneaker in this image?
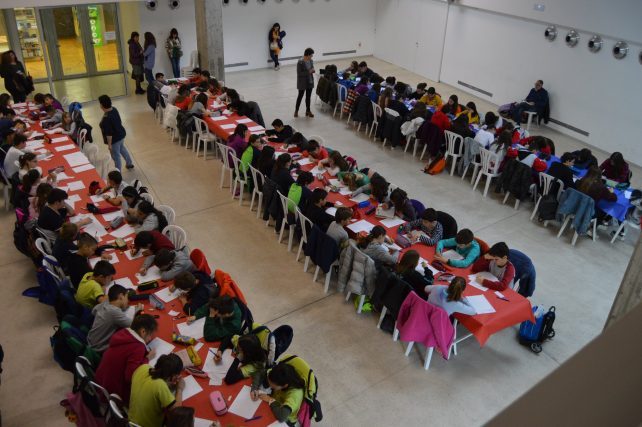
[294,111,299,118]
[305,111,314,118]
[275,65,280,71]
[126,164,135,170]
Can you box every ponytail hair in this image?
[19,152,37,169]
[358,225,386,249]
[137,200,168,232]
[447,276,467,302]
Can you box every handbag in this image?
[269,41,279,50]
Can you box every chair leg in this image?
[470,166,480,184]
[287,225,294,252]
[482,176,492,198]
[313,266,320,282]
[423,347,434,370]
[278,220,286,244]
[238,183,245,205]
[419,144,428,161]
[472,171,482,192]
[530,196,542,220]
[449,156,457,176]
[345,291,351,302]
[256,195,263,219]
[461,164,469,180]
[356,295,365,314]
[571,231,579,246]
[392,327,399,341]
[610,221,626,244]
[377,307,388,329]
[502,192,510,205]
[514,199,520,210]
[404,342,414,356]
[296,239,304,262]
[304,256,310,273]
[557,216,571,238]
[219,167,225,189]
[357,123,362,132]
[323,266,333,293]
[592,219,597,242]
[250,192,256,212]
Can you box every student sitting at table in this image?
[189,93,211,117]
[173,270,218,315]
[354,77,370,96]
[434,228,480,268]
[38,188,91,234]
[368,82,381,103]
[227,123,249,161]
[398,208,443,246]
[173,85,192,111]
[382,76,396,88]
[240,134,263,174]
[271,153,295,195]
[4,133,47,177]
[397,250,433,300]
[431,104,451,132]
[425,276,476,316]
[303,188,335,232]
[419,87,443,108]
[572,148,598,170]
[257,145,276,180]
[474,112,498,149]
[489,130,512,170]
[600,152,630,185]
[220,333,268,385]
[58,112,77,138]
[75,260,116,308]
[303,139,329,161]
[547,152,576,190]
[318,150,350,177]
[577,166,618,207]
[44,93,64,111]
[471,242,516,291]
[207,78,222,98]
[134,201,169,233]
[13,169,42,212]
[95,313,158,402]
[87,284,144,352]
[409,82,428,100]
[129,354,185,427]
[252,363,306,425]
[266,119,294,143]
[52,222,78,270]
[66,233,108,288]
[508,143,547,173]
[147,248,196,282]
[188,67,203,84]
[338,170,370,192]
[40,105,63,128]
[353,172,390,204]
[449,114,475,140]
[445,95,462,115]
[464,101,480,124]
[229,99,253,118]
[28,182,52,220]
[343,60,359,75]
[188,295,243,342]
[121,185,145,222]
[96,170,128,206]
[359,225,399,267]
[284,132,309,152]
[387,83,410,118]
[378,87,393,110]
[327,207,352,250]
[385,187,416,221]
[287,171,314,211]
[133,230,175,257]
[356,61,375,79]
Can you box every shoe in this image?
[126,164,135,170]
[294,111,299,118]
[135,89,145,95]
[306,111,314,118]
[275,65,280,71]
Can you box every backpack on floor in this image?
[51,315,90,372]
[277,354,323,424]
[518,305,556,353]
[537,194,558,221]
[425,153,446,175]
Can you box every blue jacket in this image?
[436,238,480,268]
[556,188,595,235]
[304,225,339,274]
[508,249,536,298]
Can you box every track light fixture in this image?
[565,30,579,47]
[544,26,556,41]
[168,0,180,9]
[612,41,628,59]
[587,35,602,53]
[145,0,157,11]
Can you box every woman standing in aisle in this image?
[165,28,183,78]
[128,32,145,94]
[268,23,286,71]
[143,32,156,86]
[295,48,315,118]
[0,50,32,103]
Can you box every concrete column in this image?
[604,235,642,329]
[194,0,225,82]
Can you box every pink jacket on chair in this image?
[396,291,455,359]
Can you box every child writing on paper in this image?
[317,150,350,177]
[66,233,112,288]
[220,332,268,385]
[302,188,335,232]
[251,363,305,425]
[471,242,515,291]
[97,170,128,206]
[398,208,443,246]
[326,207,352,250]
[425,276,476,316]
[132,230,175,257]
[358,225,399,267]
[187,295,242,342]
[434,228,480,268]
[141,248,195,282]
[396,250,433,300]
[172,271,218,315]
[75,260,116,308]
[383,188,416,221]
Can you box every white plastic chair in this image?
[370,102,382,140]
[333,85,348,119]
[308,135,325,146]
[156,204,176,225]
[460,138,482,183]
[525,111,539,132]
[248,165,265,218]
[530,173,562,221]
[162,224,188,249]
[443,131,464,176]
[314,260,339,294]
[35,237,52,257]
[194,117,217,159]
[295,208,313,271]
[230,155,249,205]
[277,191,296,252]
[472,148,502,197]
[0,165,11,211]
[140,192,154,204]
[108,394,141,427]
[216,142,234,190]
[77,128,88,151]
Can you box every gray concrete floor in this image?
[0,56,636,427]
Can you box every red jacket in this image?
[94,329,148,402]
[471,258,516,291]
[150,230,175,252]
[431,110,451,133]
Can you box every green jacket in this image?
[240,146,254,174]
[194,301,242,342]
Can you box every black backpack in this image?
[251,324,294,364]
[537,194,559,221]
[50,315,90,372]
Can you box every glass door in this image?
[40,6,90,78]
[13,7,48,80]
[89,4,122,73]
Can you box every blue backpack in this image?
[518,305,556,353]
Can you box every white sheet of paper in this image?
[67,194,82,203]
[468,272,496,291]
[495,291,506,299]
[338,187,352,196]
[45,127,62,135]
[181,375,203,402]
[384,242,402,251]
[466,295,496,314]
[210,115,227,121]
[168,310,180,317]
[26,142,44,150]
[110,224,136,239]
[177,317,205,340]
[347,219,375,234]
[29,131,44,139]
[379,217,406,228]
[248,125,265,132]
[50,136,69,144]
[54,144,76,152]
[236,118,253,124]
[349,193,370,203]
[194,418,215,427]
[124,249,145,261]
[624,190,632,199]
[67,180,86,191]
[64,151,90,167]
[70,213,93,224]
[101,211,123,222]
[220,123,236,129]
[135,265,162,284]
[309,166,326,175]
[229,385,262,419]
[72,163,95,173]
[325,207,337,216]
[297,157,312,166]
[114,277,136,290]
[155,286,181,303]
[90,194,104,204]
[442,250,464,261]
[193,342,204,352]
[55,172,73,181]
[202,348,235,385]
[147,338,176,366]
[416,258,440,276]
[82,220,109,239]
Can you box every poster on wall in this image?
[88,6,103,46]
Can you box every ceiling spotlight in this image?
[587,35,602,53]
[145,0,157,10]
[565,30,579,47]
[544,26,556,41]
[168,0,180,9]
[223,0,229,4]
[613,41,628,59]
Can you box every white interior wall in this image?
[221,0,376,72]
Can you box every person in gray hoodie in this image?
[88,285,143,352]
[141,248,196,282]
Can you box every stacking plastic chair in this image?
[194,117,217,159]
[556,190,598,246]
[35,237,53,257]
[108,393,142,427]
[216,142,234,190]
[295,208,313,271]
[248,165,265,218]
[472,148,502,198]
[530,173,563,221]
[370,102,382,140]
[156,204,176,225]
[75,356,111,417]
[230,155,250,205]
[443,131,464,176]
[333,85,348,119]
[162,224,188,250]
[276,191,296,252]
[460,138,482,183]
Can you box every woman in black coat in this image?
[0,51,31,103]
[295,48,315,118]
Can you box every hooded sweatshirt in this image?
[194,300,243,342]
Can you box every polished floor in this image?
[0,56,637,427]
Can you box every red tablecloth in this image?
[27,109,276,426]
[267,141,535,346]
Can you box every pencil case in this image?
[209,391,228,416]
[138,281,159,291]
[149,294,164,310]
[172,332,196,346]
[358,200,371,208]
[187,345,202,366]
[127,291,149,301]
